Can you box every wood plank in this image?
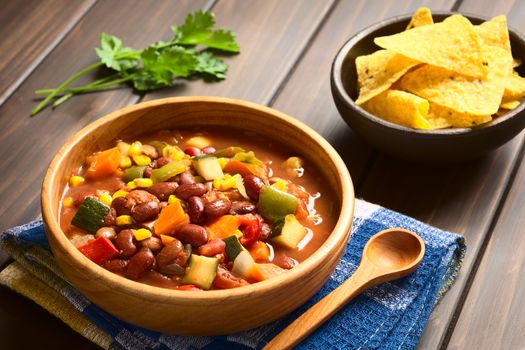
[0,0,212,234]
[446,148,525,348]
[271,0,455,183]
[0,1,212,348]
[0,0,97,107]
[144,0,335,104]
[0,1,357,348]
[354,1,525,348]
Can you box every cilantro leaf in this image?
[173,10,240,52]
[32,11,240,116]
[195,51,228,79]
[95,33,138,71]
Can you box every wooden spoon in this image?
[263,228,425,350]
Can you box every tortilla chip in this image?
[406,7,433,30]
[362,90,431,129]
[355,50,420,105]
[500,99,521,110]
[429,103,492,127]
[374,15,487,78]
[475,15,511,53]
[503,71,525,100]
[400,47,512,115]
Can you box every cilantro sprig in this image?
[32,11,239,116]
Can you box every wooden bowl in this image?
[41,96,354,335]
[331,13,525,162]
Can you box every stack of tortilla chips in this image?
[355,8,525,129]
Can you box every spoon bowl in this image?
[264,228,425,349]
[365,229,425,279]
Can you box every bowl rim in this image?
[41,96,355,302]
[331,11,525,137]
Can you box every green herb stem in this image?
[31,61,104,116]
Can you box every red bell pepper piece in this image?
[238,214,261,247]
[78,236,119,265]
[176,284,202,291]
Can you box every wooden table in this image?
[1,0,524,348]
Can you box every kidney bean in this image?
[143,166,152,178]
[174,183,207,200]
[159,262,186,276]
[104,208,117,226]
[147,270,172,285]
[202,146,216,154]
[184,147,202,157]
[131,201,160,222]
[155,156,172,168]
[179,171,196,185]
[115,229,137,258]
[127,189,159,205]
[147,182,178,201]
[230,201,256,214]
[156,239,188,271]
[112,196,133,216]
[198,238,226,257]
[276,256,298,270]
[244,175,265,200]
[140,236,163,253]
[141,144,159,159]
[259,222,271,241]
[126,249,155,280]
[104,259,128,273]
[176,224,208,247]
[72,188,97,207]
[187,196,205,224]
[95,226,117,240]
[213,267,249,289]
[204,198,232,217]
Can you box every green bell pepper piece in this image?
[257,186,298,222]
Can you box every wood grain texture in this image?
[41,97,354,335]
[265,229,425,350]
[271,0,456,185]
[446,150,525,348]
[0,0,212,348]
[0,0,212,233]
[0,0,97,107]
[355,1,525,348]
[144,0,336,104]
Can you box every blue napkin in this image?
[0,199,465,350]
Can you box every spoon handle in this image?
[262,265,375,350]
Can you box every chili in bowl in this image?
[42,96,354,335]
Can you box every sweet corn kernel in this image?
[120,155,132,168]
[218,157,228,169]
[116,215,133,226]
[163,145,185,161]
[62,197,74,208]
[127,181,137,190]
[134,228,152,241]
[168,195,180,205]
[213,174,237,190]
[69,175,85,187]
[117,141,131,155]
[132,154,151,166]
[134,178,153,188]
[112,189,128,199]
[99,193,113,206]
[271,181,288,192]
[185,136,211,149]
[128,141,143,156]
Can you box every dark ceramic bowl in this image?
[331,12,525,162]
